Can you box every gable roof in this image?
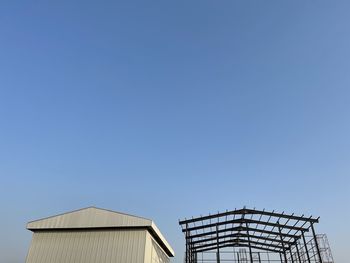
[27,207,174,257]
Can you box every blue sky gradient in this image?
[0,1,349,262]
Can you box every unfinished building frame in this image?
[179,208,334,263]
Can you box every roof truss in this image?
[179,207,319,255]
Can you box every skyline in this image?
[1,1,349,262]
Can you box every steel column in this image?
[302,233,311,263]
[190,241,194,263]
[245,222,254,263]
[295,243,302,263]
[289,249,294,263]
[278,222,288,263]
[216,224,220,263]
[279,253,284,263]
[311,224,323,263]
[186,223,191,263]
[267,251,271,263]
[185,229,189,263]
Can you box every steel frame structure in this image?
[179,208,326,263]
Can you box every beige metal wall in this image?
[144,231,170,263]
[26,207,174,259]
[25,229,147,263]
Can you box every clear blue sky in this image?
[0,1,349,262]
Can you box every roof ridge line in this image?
[27,206,151,224]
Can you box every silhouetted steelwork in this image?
[179,207,334,263]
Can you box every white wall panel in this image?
[26,229,147,263]
[144,231,170,263]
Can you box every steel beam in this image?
[193,238,285,252]
[189,232,295,246]
[189,226,299,240]
[179,209,319,225]
[183,218,309,233]
[195,243,282,254]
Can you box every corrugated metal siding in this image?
[27,207,152,230]
[26,229,147,263]
[150,222,174,257]
[26,207,174,258]
[144,231,152,263]
[144,231,170,263]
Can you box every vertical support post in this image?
[311,223,323,263]
[185,230,188,262]
[190,241,194,263]
[277,221,288,263]
[186,223,190,263]
[258,252,261,263]
[289,249,294,263]
[192,243,195,263]
[193,243,195,263]
[295,243,302,263]
[216,224,220,263]
[295,242,301,263]
[245,222,254,263]
[302,232,311,263]
[279,253,284,263]
[267,251,271,263]
[237,252,240,263]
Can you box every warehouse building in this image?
[25,207,174,263]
